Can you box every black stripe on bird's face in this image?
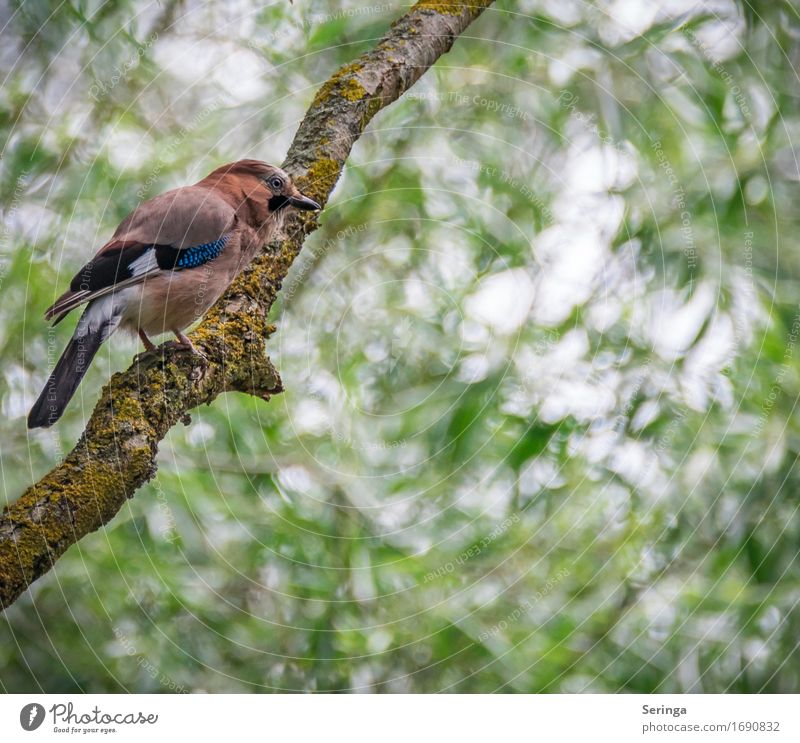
[269,194,289,211]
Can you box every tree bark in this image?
[0,0,494,611]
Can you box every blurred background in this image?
[1,0,799,692]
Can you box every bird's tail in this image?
[28,300,121,429]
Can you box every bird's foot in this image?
[168,331,208,361]
[133,329,158,362]
[138,329,157,353]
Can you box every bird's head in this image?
[259,165,321,214]
[213,160,321,214]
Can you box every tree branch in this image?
[0,0,494,610]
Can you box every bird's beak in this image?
[289,193,321,211]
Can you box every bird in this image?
[27,159,320,429]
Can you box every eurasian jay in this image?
[28,159,320,429]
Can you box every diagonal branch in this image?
[0,0,494,610]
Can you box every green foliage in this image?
[2,0,800,693]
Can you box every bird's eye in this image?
[268,176,284,191]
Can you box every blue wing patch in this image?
[156,235,230,271]
[175,235,229,268]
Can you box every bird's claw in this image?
[164,338,208,363]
